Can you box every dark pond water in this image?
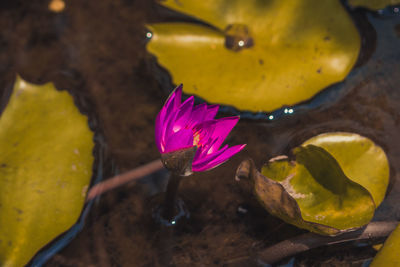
[1,1,400,266]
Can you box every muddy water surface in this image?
[0,1,400,266]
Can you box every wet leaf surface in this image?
[236,131,389,236]
[147,0,360,112]
[0,77,94,266]
[371,223,400,266]
[302,132,389,206]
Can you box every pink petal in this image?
[155,85,183,152]
[166,84,183,113]
[163,129,194,153]
[187,103,207,127]
[159,108,179,151]
[173,96,194,132]
[155,84,245,172]
[193,137,219,161]
[158,85,182,129]
[193,144,228,167]
[192,144,246,172]
[204,117,240,154]
[192,120,217,147]
[187,103,220,128]
[164,96,194,142]
[204,105,219,121]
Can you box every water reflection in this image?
[377,5,400,16]
[284,108,294,114]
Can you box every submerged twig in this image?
[86,159,164,201]
[258,221,398,265]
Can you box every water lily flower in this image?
[155,85,246,172]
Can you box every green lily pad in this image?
[147,0,360,112]
[236,132,389,236]
[302,132,389,206]
[0,77,94,266]
[370,223,400,266]
[348,0,400,10]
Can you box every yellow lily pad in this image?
[0,77,94,266]
[302,132,389,206]
[371,223,400,266]
[348,0,400,10]
[236,132,389,236]
[147,0,360,112]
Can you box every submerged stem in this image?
[258,221,398,265]
[86,159,163,201]
[162,172,183,222]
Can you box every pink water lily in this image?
[155,85,246,172]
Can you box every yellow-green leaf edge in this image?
[147,0,361,112]
[302,132,389,207]
[371,223,400,266]
[260,145,375,235]
[254,132,389,235]
[0,77,94,266]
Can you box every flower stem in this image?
[162,172,182,222]
[86,159,163,202]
